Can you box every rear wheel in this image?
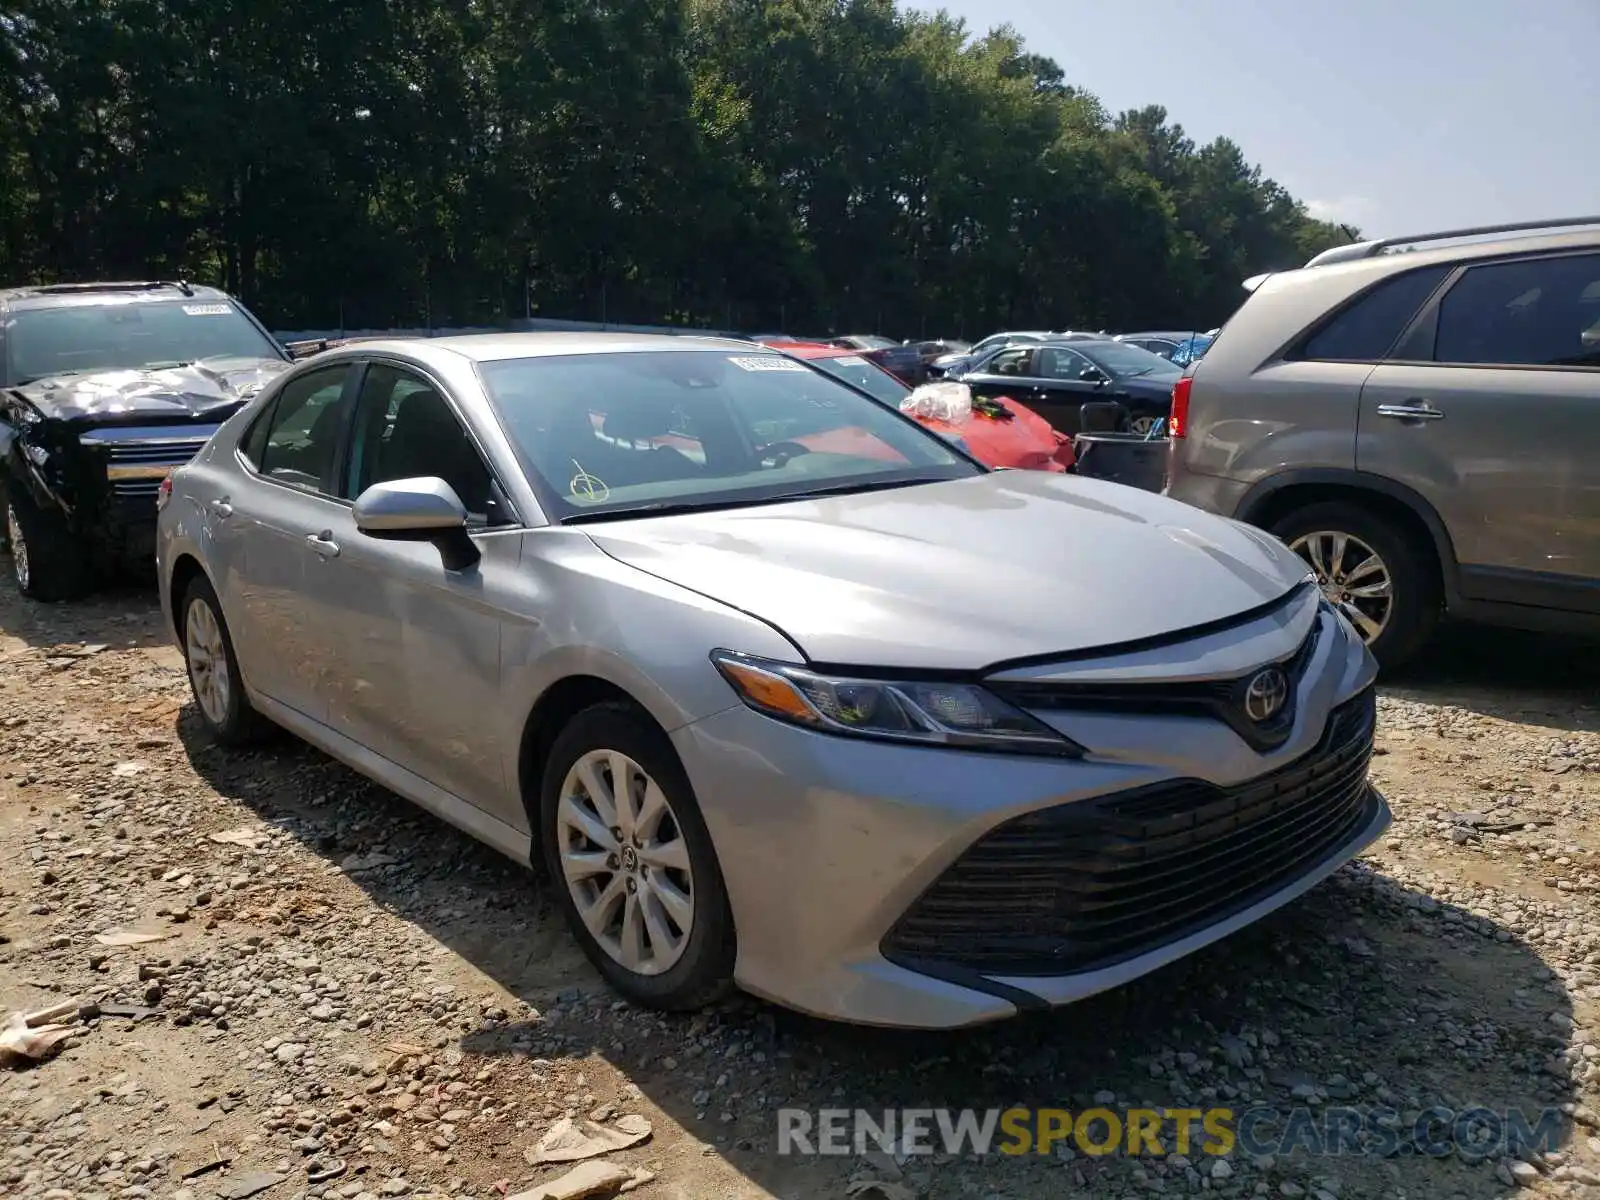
[541,703,735,1011]
[179,574,271,745]
[4,486,87,601]
[1270,501,1439,669]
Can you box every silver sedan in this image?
[156,332,1389,1028]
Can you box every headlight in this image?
[710,651,1082,757]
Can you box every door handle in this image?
[306,531,340,559]
[208,498,233,519]
[1376,399,1445,422]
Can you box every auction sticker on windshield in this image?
[182,304,233,316]
[832,355,869,367]
[728,356,807,372]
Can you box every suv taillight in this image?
[156,477,173,512]
[1170,376,1193,440]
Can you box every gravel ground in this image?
[4,580,1600,1200]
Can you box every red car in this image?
[774,341,1075,472]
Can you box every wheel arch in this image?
[516,674,687,869]
[167,553,210,643]
[1235,469,1461,607]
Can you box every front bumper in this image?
[671,598,1387,1029]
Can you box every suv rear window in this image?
[1295,265,1452,362]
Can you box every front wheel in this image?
[5,486,88,601]
[1271,502,1440,670]
[541,703,735,1011]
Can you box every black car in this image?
[952,337,1181,436]
[0,281,291,599]
[829,335,925,384]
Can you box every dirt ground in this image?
[3,579,1600,1200]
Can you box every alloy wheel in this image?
[556,748,694,976]
[1288,529,1393,643]
[185,597,232,726]
[5,505,28,593]
[1128,415,1160,437]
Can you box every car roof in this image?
[773,341,853,359]
[1036,338,1127,352]
[0,281,234,311]
[315,331,768,370]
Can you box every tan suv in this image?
[1165,217,1600,668]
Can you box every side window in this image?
[986,347,1035,376]
[1037,347,1093,380]
[346,364,499,522]
[253,366,352,494]
[1297,264,1452,362]
[1434,254,1600,368]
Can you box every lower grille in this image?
[882,688,1378,978]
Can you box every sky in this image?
[923,0,1598,239]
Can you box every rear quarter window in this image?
[1292,264,1453,362]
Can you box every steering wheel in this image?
[759,440,813,469]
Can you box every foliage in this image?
[0,0,1355,333]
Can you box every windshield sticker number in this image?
[182,304,233,316]
[728,355,806,372]
[832,355,868,367]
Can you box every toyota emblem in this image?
[1243,667,1290,723]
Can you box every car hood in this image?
[11,357,291,423]
[585,472,1310,670]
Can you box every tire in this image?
[540,702,735,1011]
[178,574,272,745]
[1269,501,1440,670]
[5,485,88,601]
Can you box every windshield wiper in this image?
[561,477,949,524]
[778,477,948,500]
[562,496,782,524]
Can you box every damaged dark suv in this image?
[1,281,292,599]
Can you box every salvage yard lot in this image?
[3,584,1600,1200]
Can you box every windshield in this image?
[479,350,977,521]
[804,353,909,408]
[7,300,282,384]
[1077,340,1183,380]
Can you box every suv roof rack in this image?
[1304,216,1600,268]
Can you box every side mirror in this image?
[353,477,480,570]
[1079,367,1108,384]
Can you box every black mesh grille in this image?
[882,688,1378,978]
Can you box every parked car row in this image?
[32,214,1593,1031]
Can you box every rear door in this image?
[225,363,358,722]
[1359,251,1600,607]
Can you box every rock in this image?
[505,1162,631,1200]
[525,1115,652,1164]
[215,1173,285,1200]
[274,1043,307,1065]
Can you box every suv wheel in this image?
[1271,502,1439,670]
[541,702,735,1011]
[5,486,87,601]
